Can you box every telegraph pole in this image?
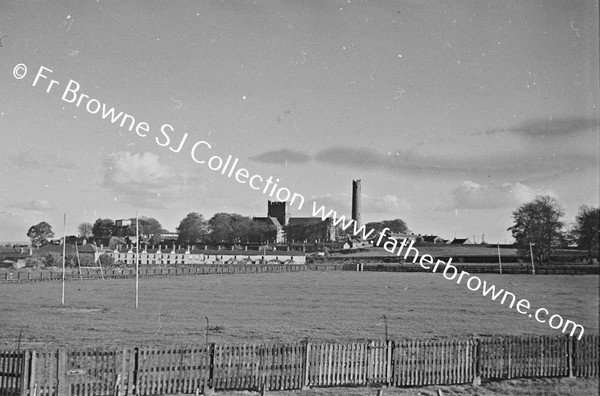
[135,213,139,309]
[529,242,536,275]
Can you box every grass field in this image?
[0,271,598,349]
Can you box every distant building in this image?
[252,214,286,243]
[253,201,335,243]
[0,246,33,269]
[371,232,418,247]
[450,238,472,245]
[115,219,132,227]
[35,241,101,263]
[107,244,306,265]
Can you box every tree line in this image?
[26,213,278,247]
[508,196,599,262]
[24,197,598,263]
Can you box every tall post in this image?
[529,242,536,275]
[75,240,82,280]
[62,213,66,306]
[135,213,139,309]
[497,243,502,275]
[351,179,362,228]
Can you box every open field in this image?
[0,271,598,349]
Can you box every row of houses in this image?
[112,245,306,265]
[0,239,308,269]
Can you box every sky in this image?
[0,0,598,244]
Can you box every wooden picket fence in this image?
[0,264,310,284]
[0,351,23,396]
[1,335,598,395]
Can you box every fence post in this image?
[302,341,311,389]
[208,343,216,390]
[28,350,36,396]
[19,350,30,396]
[57,349,68,395]
[366,340,374,384]
[472,339,481,386]
[385,339,393,387]
[568,336,575,378]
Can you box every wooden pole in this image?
[62,213,66,306]
[497,243,502,275]
[75,240,83,280]
[529,243,536,275]
[135,213,139,309]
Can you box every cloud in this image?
[313,146,475,175]
[246,116,598,183]
[103,151,174,186]
[484,116,599,137]
[315,147,386,169]
[310,192,411,216]
[313,122,597,180]
[0,211,28,242]
[248,149,311,164]
[9,200,53,211]
[8,151,76,171]
[101,151,206,209]
[450,181,554,210]
[366,194,412,213]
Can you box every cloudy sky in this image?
[0,1,598,243]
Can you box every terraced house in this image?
[106,244,306,265]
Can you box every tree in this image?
[246,221,277,243]
[365,219,409,234]
[27,221,54,247]
[92,218,114,238]
[508,196,565,263]
[78,222,93,238]
[570,205,600,260]
[177,212,209,245]
[208,213,257,243]
[124,217,165,245]
[138,217,165,245]
[285,219,332,243]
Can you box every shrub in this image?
[99,253,115,267]
[25,256,45,268]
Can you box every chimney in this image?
[244,245,248,251]
[352,179,362,228]
[204,245,208,250]
[28,248,33,255]
[231,245,235,251]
